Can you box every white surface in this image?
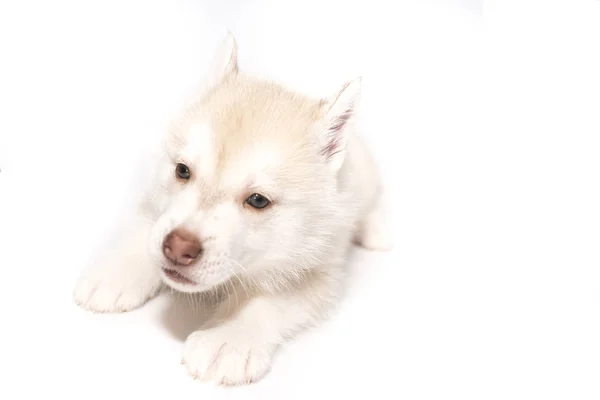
[1,0,600,399]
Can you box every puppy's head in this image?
[149,33,361,293]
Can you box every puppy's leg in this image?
[73,206,163,313]
[354,190,392,251]
[181,271,337,386]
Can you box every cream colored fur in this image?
[73,33,390,386]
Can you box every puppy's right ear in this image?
[317,78,362,173]
[204,32,238,88]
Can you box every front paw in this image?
[73,262,162,313]
[182,326,274,386]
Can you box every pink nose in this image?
[162,229,202,266]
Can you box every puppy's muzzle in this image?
[162,228,203,266]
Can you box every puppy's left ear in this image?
[205,31,239,88]
[318,77,362,173]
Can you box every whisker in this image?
[232,272,250,300]
[225,278,232,317]
[185,292,192,314]
[226,259,252,300]
[230,275,240,309]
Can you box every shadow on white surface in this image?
[159,293,207,342]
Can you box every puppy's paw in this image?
[354,226,393,251]
[182,326,273,386]
[354,197,393,251]
[73,262,162,313]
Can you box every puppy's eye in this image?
[246,193,271,209]
[175,163,191,180]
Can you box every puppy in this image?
[74,33,390,385]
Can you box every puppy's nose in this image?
[162,229,202,266]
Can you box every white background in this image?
[1,0,599,399]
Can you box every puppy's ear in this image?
[205,31,238,88]
[318,77,361,173]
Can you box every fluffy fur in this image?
[73,33,390,386]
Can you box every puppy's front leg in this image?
[73,204,163,313]
[182,273,336,386]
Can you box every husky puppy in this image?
[74,33,390,385]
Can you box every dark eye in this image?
[175,163,191,180]
[246,193,271,209]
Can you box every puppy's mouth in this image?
[161,267,196,285]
